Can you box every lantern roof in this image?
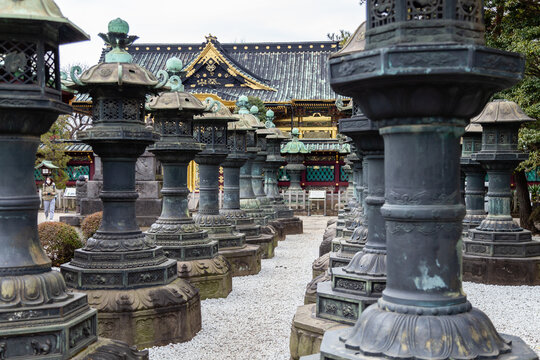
[472,100,535,125]
[35,159,59,170]
[229,116,253,132]
[146,57,206,113]
[0,0,89,44]
[281,128,310,154]
[195,98,237,123]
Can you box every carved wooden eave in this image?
[183,40,277,92]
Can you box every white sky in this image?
[56,0,366,69]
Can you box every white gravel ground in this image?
[149,216,327,360]
[148,216,540,359]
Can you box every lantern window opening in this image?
[406,0,444,21]
[0,40,38,86]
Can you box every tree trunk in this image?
[515,170,535,232]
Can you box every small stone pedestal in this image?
[290,304,350,360]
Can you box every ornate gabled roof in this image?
[112,35,340,102]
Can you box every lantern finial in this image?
[99,18,138,63]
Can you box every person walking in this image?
[42,176,57,221]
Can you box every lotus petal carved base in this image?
[83,278,201,349]
[177,255,233,299]
[72,338,148,360]
[219,244,262,277]
[305,271,331,305]
[312,253,330,279]
[463,253,540,285]
[335,301,515,360]
[290,304,350,360]
[343,249,386,277]
[319,329,538,360]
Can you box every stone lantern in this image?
[220,113,275,259]
[238,97,272,227]
[251,106,278,220]
[63,19,201,349]
[281,128,309,191]
[0,1,98,358]
[464,100,540,285]
[0,2,146,357]
[291,111,388,360]
[264,110,304,235]
[307,0,536,358]
[145,57,232,300]
[461,121,486,233]
[193,99,262,276]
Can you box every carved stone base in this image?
[290,304,350,360]
[313,253,330,279]
[329,253,351,270]
[463,235,540,257]
[268,220,286,242]
[277,216,304,235]
[319,223,338,256]
[177,255,232,300]
[317,329,538,360]
[463,253,540,285]
[305,272,331,305]
[316,281,377,325]
[219,244,262,277]
[0,294,98,359]
[245,232,275,259]
[243,209,269,226]
[81,278,201,349]
[72,337,148,359]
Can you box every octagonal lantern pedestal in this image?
[61,21,201,349]
[303,0,538,359]
[461,122,487,234]
[219,114,275,259]
[262,110,304,235]
[0,4,148,359]
[192,99,262,277]
[145,58,232,300]
[463,100,540,285]
[291,112,387,360]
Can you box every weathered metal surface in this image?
[317,113,386,326]
[464,100,540,284]
[61,21,200,349]
[145,58,232,299]
[0,2,103,358]
[192,98,262,276]
[318,1,534,359]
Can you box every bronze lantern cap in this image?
[0,0,89,43]
[472,99,535,125]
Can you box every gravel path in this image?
[149,216,328,360]
[463,282,540,355]
[148,216,540,358]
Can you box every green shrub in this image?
[38,221,83,267]
[81,211,102,240]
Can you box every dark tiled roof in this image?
[122,39,340,102]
